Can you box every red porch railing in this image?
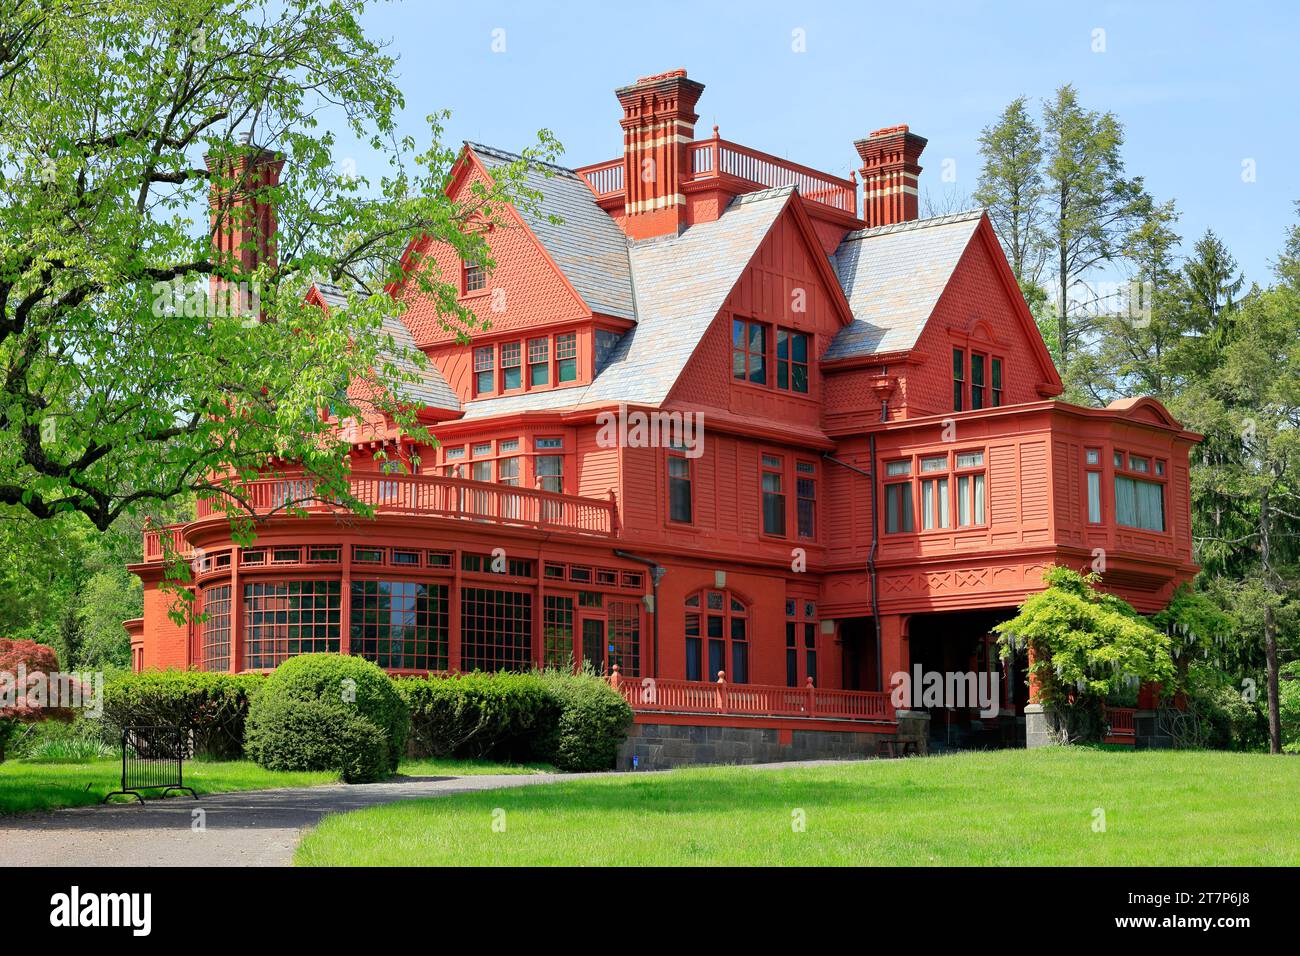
[142,526,188,562]
[610,670,893,723]
[576,138,857,216]
[193,473,617,535]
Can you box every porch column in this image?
[1024,642,1055,748]
[878,614,908,692]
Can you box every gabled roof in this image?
[468,143,635,321]
[457,186,794,419]
[314,282,460,412]
[823,209,984,361]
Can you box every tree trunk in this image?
[1265,603,1281,754]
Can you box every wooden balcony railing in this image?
[144,474,619,562]
[577,138,857,216]
[610,669,893,723]
[142,525,188,562]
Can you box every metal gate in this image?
[103,725,198,804]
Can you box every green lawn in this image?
[0,757,551,814]
[294,748,1300,866]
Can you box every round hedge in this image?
[246,697,389,783]
[531,670,633,772]
[247,654,408,775]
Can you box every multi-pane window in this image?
[461,588,533,671]
[498,455,520,486]
[761,453,786,536]
[473,346,494,395]
[920,455,950,530]
[542,595,574,667]
[955,451,986,526]
[1114,451,1166,531]
[668,452,693,523]
[535,453,563,493]
[528,337,549,386]
[796,461,816,539]
[608,600,641,678]
[463,263,485,293]
[685,589,749,684]
[350,580,448,671]
[952,348,965,411]
[970,353,987,410]
[776,330,810,394]
[785,599,818,687]
[884,459,914,533]
[244,581,341,669]
[991,358,1004,406]
[200,585,232,672]
[1085,448,1102,523]
[732,319,767,385]
[556,333,578,383]
[500,341,522,390]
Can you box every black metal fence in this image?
[103,726,198,804]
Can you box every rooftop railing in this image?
[577,137,857,216]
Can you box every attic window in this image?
[463,263,486,294]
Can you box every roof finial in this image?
[712,124,720,139]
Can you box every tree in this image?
[994,566,1175,742]
[1040,86,1147,375]
[975,96,1046,289]
[0,639,76,761]
[0,0,559,533]
[1078,198,1187,403]
[1180,229,1246,357]
[1172,215,1300,753]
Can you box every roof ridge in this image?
[842,207,985,242]
[464,141,580,179]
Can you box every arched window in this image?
[684,589,749,684]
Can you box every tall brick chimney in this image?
[854,125,927,228]
[205,134,284,314]
[615,69,706,240]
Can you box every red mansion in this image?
[129,71,1199,765]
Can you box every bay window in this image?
[920,455,950,530]
[1114,451,1166,531]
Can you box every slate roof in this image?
[468,144,635,321]
[823,209,983,360]
[457,186,793,420]
[315,282,460,411]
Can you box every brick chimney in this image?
[205,134,284,314]
[854,125,927,228]
[615,69,705,240]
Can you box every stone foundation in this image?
[617,715,929,770]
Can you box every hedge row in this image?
[102,659,633,777]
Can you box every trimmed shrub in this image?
[397,671,554,760]
[102,671,265,759]
[245,697,389,783]
[248,654,407,772]
[531,670,633,772]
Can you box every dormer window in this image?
[953,346,1004,411]
[733,319,767,385]
[776,330,810,394]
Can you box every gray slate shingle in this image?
[824,209,983,360]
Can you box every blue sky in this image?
[348,0,1297,286]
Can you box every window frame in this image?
[462,261,487,296]
[1112,447,1169,533]
[685,588,751,684]
[760,452,787,538]
[732,318,769,386]
[666,449,694,525]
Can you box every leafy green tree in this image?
[0,0,558,534]
[994,565,1175,742]
[1172,214,1300,753]
[975,96,1046,288]
[1040,86,1147,377]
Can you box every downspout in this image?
[821,440,883,692]
[614,549,666,678]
